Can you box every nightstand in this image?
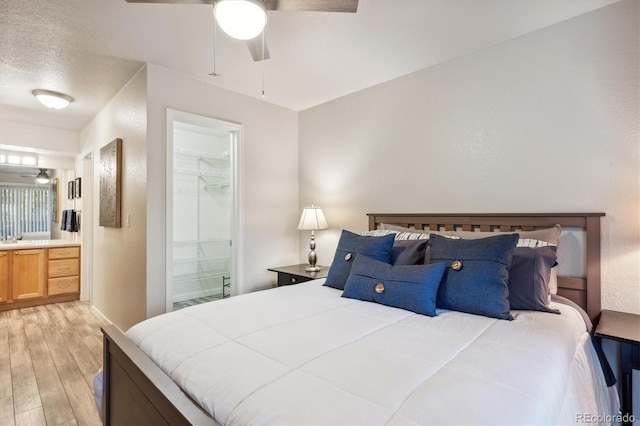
[595,309,640,425]
[268,264,329,287]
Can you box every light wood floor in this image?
[0,301,109,426]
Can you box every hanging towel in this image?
[61,210,69,231]
[67,210,78,232]
[60,210,79,232]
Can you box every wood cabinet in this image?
[0,251,8,303]
[48,247,80,296]
[0,245,80,311]
[12,248,46,300]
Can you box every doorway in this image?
[166,109,243,312]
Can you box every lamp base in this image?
[305,265,322,272]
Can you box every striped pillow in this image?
[362,230,429,240]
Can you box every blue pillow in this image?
[342,255,447,316]
[324,230,395,290]
[429,233,519,320]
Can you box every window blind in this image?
[0,185,50,238]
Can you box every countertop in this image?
[0,240,81,250]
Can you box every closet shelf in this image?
[173,256,230,266]
[205,182,231,191]
[173,271,229,283]
[174,239,231,247]
[174,167,230,178]
[174,148,229,161]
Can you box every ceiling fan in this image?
[13,167,50,183]
[125,0,359,61]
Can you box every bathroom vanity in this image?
[0,240,81,311]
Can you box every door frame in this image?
[165,109,244,312]
[81,152,94,303]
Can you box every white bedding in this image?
[126,279,617,425]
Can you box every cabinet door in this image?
[12,249,46,300]
[0,251,9,302]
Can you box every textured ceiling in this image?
[0,0,621,131]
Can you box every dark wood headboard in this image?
[367,213,605,322]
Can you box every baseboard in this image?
[90,304,120,331]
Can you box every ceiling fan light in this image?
[36,169,50,184]
[32,89,74,110]
[214,0,267,40]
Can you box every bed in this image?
[99,212,616,425]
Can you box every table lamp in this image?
[297,206,328,272]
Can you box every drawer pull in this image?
[291,277,297,283]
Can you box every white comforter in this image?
[126,280,616,425]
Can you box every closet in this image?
[171,121,233,310]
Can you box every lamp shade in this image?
[297,207,328,231]
[214,0,267,40]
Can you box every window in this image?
[0,185,50,238]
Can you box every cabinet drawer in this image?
[49,246,80,260]
[48,259,79,278]
[277,272,313,286]
[48,276,79,296]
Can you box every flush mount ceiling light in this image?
[213,0,267,40]
[36,169,50,184]
[32,89,74,110]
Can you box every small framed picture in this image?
[68,181,75,199]
[75,177,82,198]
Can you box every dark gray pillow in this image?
[342,255,447,316]
[391,239,428,265]
[324,230,395,290]
[508,246,560,313]
[429,233,519,320]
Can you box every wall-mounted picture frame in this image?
[68,180,75,200]
[99,138,122,228]
[75,177,82,198]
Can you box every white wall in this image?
[146,64,299,319]
[0,106,80,171]
[299,0,639,314]
[79,66,148,331]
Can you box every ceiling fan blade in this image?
[125,0,358,9]
[265,0,358,12]
[246,36,271,62]
[125,0,212,4]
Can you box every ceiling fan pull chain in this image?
[209,1,221,77]
[261,28,266,99]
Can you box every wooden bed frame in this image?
[101,212,604,425]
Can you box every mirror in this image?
[0,165,75,240]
